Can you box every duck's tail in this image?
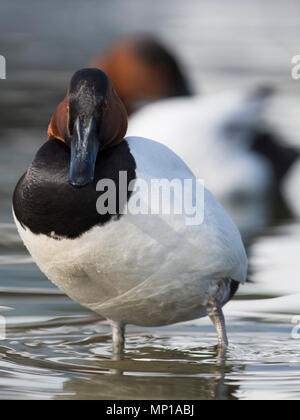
[251,129,300,184]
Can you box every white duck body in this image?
[128,90,274,203]
[14,137,247,328]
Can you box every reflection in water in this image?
[56,361,236,401]
[0,318,242,400]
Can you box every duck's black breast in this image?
[13,139,136,239]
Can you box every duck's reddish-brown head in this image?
[48,68,128,187]
[90,35,192,115]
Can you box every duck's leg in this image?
[206,301,228,349]
[111,321,126,357]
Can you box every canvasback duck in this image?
[90,35,192,115]
[13,69,247,354]
[91,36,297,197]
[128,87,298,206]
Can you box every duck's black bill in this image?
[68,117,100,187]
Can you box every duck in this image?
[13,68,247,355]
[90,34,192,115]
[91,35,298,207]
[128,86,299,209]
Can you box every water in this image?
[1,0,300,400]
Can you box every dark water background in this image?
[1,0,300,400]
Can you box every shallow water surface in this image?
[1,0,300,400]
[1,219,300,400]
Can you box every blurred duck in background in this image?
[90,34,192,115]
[128,86,297,201]
[128,86,299,235]
[92,35,298,225]
[283,160,300,217]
